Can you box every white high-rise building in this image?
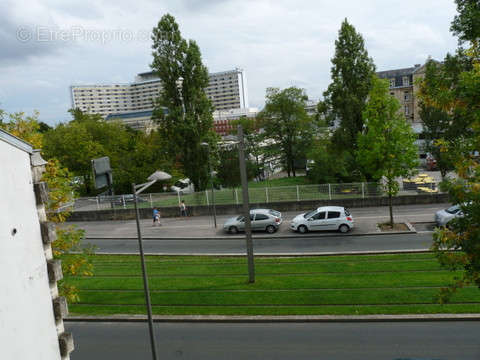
[70,68,249,119]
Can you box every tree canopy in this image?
[259,87,313,177]
[322,18,376,155]
[357,77,418,226]
[150,13,216,191]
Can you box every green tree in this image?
[260,87,313,177]
[450,0,480,44]
[322,18,376,155]
[418,53,473,178]
[150,13,215,191]
[217,146,256,191]
[229,117,265,180]
[307,135,350,184]
[357,77,418,227]
[42,109,169,195]
[428,0,480,298]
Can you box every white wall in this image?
[0,140,61,360]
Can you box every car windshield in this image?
[236,216,244,221]
[303,210,316,218]
[446,205,460,214]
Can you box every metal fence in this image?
[71,180,441,212]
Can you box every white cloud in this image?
[0,0,459,125]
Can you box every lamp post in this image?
[132,170,172,360]
[201,142,217,228]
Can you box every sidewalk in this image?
[68,203,445,239]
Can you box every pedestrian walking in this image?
[152,207,161,226]
[180,200,187,218]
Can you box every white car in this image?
[170,178,195,195]
[290,206,354,233]
[435,204,465,227]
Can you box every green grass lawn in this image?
[64,253,480,316]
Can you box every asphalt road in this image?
[82,232,433,255]
[67,321,480,360]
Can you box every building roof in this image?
[0,128,33,154]
[376,64,422,79]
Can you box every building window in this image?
[404,105,410,116]
[404,92,410,101]
[390,79,395,88]
[402,76,410,86]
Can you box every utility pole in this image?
[237,124,255,283]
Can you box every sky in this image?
[0,0,459,126]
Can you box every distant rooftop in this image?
[377,64,422,79]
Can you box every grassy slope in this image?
[65,253,480,316]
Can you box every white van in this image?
[170,178,195,195]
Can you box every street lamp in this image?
[201,142,217,228]
[132,170,172,360]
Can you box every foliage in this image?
[229,117,266,180]
[259,87,313,177]
[0,109,94,303]
[42,109,173,195]
[217,146,256,189]
[307,139,352,184]
[150,13,216,191]
[357,77,418,226]
[322,18,376,155]
[450,0,480,44]
[417,53,473,178]
[419,1,480,300]
[0,111,43,148]
[430,50,480,299]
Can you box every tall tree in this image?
[357,77,418,227]
[450,0,480,44]
[322,19,376,155]
[418,53,473,178]
[150,14,215,191]
[429,0,480,300]
[260,87,313,177]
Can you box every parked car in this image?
[290,206,354,233]
[435,204,465,227]
[171,178,195,195]
[223,209,283,234]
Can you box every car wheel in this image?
[298,225,308,234]
[339,224,350,233]
[229,226,238,234]
[266,225,276,234]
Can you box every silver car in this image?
[223,209,283,234]
[435,204,464,227]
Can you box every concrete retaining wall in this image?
[66,193,450,222]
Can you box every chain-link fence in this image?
[71,180,441,212]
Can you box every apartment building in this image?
[70,68,249,125]
[376,63,426,124]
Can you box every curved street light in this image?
[132,170,172,360]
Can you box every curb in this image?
[65,314,480,323]
[86,249,432,257]
[85,230,419,241]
